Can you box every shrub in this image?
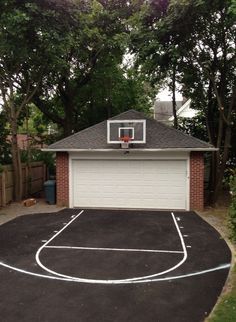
[229,173,236,241]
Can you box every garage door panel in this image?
[72,160,187,209]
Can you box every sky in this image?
[157,88,183,101]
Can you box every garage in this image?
[71,159,187,209]
[44,109,216,211]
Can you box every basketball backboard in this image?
[107,119,146,144]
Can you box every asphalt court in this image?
[0,208,232,322]
[39,209,185,282]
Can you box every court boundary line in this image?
[35,211,188,284]
[44,245,184,254]
[0,261,230,284]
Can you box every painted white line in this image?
[35,211,188,284]
[128,263,231,284]
[37,210,84,248]
[44,245,184,254]
[36,210,84,275]
[0,261,72,282]
[0,261,230,284]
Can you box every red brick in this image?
[56,152,69,207]
[190,152,204,211]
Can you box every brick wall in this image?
[190,152,204,211]
[56,152,69,207]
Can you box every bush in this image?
[229,173,236,241]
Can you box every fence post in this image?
[24,163,28,197]
[1,171,6,207]
[43,163,47,182]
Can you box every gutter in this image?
[42,147,218,152]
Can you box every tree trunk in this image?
[10,118,23,202]
[63,100,76,137]
[212,125,231,204]
[211,87,236,204]
[171,64,178,129]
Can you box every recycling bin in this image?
[44,180,56,204]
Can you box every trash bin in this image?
[44,180,56,205]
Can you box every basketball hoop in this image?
[119,136,132,149]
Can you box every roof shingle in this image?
[46,109,214,150]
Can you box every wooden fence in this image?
[0,161,46,207]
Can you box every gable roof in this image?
[44,109,216,151]
[154,99,198,124]
[169,99,198,121]
[154,100,183,122]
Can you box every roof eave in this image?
[42,147,217,152]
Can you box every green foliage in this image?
[32,0,154,137]
[19,104,59,136]
[0,0,155,144]
[0,0,79,123]
[208,262,236,322]
[0,0,69,85]
[76,60,155,129]
[229,173,236,240]
[21,149,55,175]
[229,0,236,14]
[209,290,236,322]
[0,0,155,200]
[131,0,236,202]
[177,114,208,142]
[33,150,55,176]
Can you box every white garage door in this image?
[71,159,187,210]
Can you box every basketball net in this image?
[119,136,131,149]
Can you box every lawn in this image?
[207,264,236,322]
[199,206,236,322]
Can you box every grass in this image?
[199,206,236,322]
[207,265,236,322]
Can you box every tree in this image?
[33,0,153,137]
[0,0,154,200]
[168,0,236,203]
[0,0,76,200]
[131,0,236,204]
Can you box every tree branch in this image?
[33,95,65,126]
[0,81,10,113]
[207,71,230,126]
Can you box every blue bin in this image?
[44,180,56,205]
